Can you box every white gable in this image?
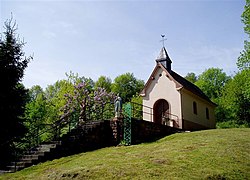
[142,66,182,128]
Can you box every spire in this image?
[156,47,172,71]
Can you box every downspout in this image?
[177,87,184,129]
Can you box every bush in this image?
[216,120,249,129]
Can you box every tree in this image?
[237,41,250,70]
[0,17,32,166]
[217,1,250,127]
[221,69,250,125]
[195,68,230,100]
[185,72,197,83]
[44,79,75,124]
[24,86,47,144]
[237,0,250,70]
[111,73,144,102]
[24,73,94,140]
[25,86,46,126]
[62,82,115,123]
[95,76,112,92]
[24,74,85,144]
[194,68,231,123]
[27,85,44,101]
[131,95,143,119]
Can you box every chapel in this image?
[140,46,216,130]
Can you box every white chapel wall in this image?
[142,67,182,128]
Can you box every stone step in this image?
[30,144,56,152]
[39,144,57,148]
[10,160,32,167]
[28,144,56,153]
[6,165,25,172]
[21,151,45,158]
[5,142,61,172]
[76,126,94,130]
[44,141,61,145]
[18,159,33,164]
[20,154,40,160]
[3,120,106,173]
[25,150,41,155]
[0,170,12,174]
[26,146,52,154]
[5,146,54,172]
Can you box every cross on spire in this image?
[160,34,167,47]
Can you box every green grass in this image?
[1,128,249,180]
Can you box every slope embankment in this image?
[1,128,249,179]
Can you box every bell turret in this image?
[156,47,172,71]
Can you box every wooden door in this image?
[153,99,169,124]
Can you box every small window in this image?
[206,108,209,119]
[193,101,197,115]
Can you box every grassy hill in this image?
[1,128,249,180]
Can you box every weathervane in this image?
[160,34,167,47]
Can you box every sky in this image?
[1,0,247,89]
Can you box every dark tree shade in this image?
[0,17,32,166]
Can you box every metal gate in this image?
[123,103,132,145]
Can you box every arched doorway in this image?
[153,99,170,124]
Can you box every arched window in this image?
[193,101,197,115]
[206,108,209,119]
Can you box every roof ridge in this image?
[170,70,216,105]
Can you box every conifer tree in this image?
[0,17,32,166]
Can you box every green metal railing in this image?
[129,101,179,127]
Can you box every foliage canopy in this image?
[237,0,250,70]
[111,72,144,102]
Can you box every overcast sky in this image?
[1,0,247,89]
